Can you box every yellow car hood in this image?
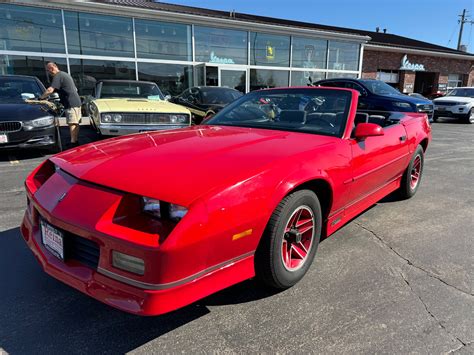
[94,98,190,114]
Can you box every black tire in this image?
[463,108,474,124]
[255,190,322,289]
[432,115,439,123]
[398,145,424,199]
[49,125,63,154]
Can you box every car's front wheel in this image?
[463,108,474,124]
[255,190,322,289]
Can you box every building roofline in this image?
[365,43,474,61]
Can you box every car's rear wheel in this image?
[255,190,322,289]
[398,145,424,199]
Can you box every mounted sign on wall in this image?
[400,54,425,71]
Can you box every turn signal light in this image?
[112,251,145,275]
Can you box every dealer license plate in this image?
[0,134,8,144]
[40,219,64,260]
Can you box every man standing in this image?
[40,62,82,147]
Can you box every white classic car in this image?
[87,80,192,135]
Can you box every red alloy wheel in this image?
[410,155,422,189]
[281,205,315,271]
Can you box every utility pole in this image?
[457,9,474,51]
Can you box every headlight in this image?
[23,116,55,130]
[393,102,412,108]
[101,114,112,123]
[141,197,188,221]
[170,114,188,123]
[113,114,122,123]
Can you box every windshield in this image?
[207,88,351,137]
[446,88,474,97]
[201,88,243,104]
[0,77,43,103]
[99,82,164,100]
[359,80,402,96]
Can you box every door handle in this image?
[399,135,407,142]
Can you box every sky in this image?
[165,0,474,51]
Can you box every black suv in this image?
[314,78,434,122]
[0,75,62,152]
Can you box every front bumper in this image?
[434,105,470,117]
[20,168,254,315]
[99,124,189,136]
[0,125,57,149]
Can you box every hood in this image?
[94,98,190,114]
[385,94,431,106]
[433,96,473,103]
[50,126,336,206]
[0,102,54,122]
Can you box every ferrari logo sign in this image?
[266,43,275,60]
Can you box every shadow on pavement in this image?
[0,227,277,354]
[0,125,101,162]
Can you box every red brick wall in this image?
[362,49,474,90]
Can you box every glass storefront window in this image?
[135,19,191,61]
[64,12,134,57]
[328,41,360,71]
[250,69,288,91]
[292,37,327,69]
[326,72,358,79]
[290,70,325,86]
[69,59,136,96]
[195,26,247,65]
[448,74,463,89]
[0,4,65,53]
[0,55,67,86]
[137,63,193,96]
[250,32,290,67]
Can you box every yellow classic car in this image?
[88,80,192,136]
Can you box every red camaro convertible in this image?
[21,87,431,315]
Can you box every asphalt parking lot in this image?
[0,118,472,354]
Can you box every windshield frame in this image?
[446,88,474,98]
[0,77,44,104]
[97,81,164,100]
[206,88,353,138]
[359,79,402,96]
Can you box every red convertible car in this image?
[21,87,431,316]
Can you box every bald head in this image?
[46,62,60,76]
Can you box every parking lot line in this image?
[8,156,19,165]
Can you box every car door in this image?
[348,119,410,205]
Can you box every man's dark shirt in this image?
[50,71,81,109]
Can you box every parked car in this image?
[315,78,435,122]
[87,80,192,135]
[170,86,243,124]
[21,87,431,316]
[433,87,474,124]
[0,75,62,152]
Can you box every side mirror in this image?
[48,92,60,101]
[354,123,384,141]
[164,95,171,101]
[360,90,368,97]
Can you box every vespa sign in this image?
[400,55,425,71]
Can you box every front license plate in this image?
[40,219,64,260]
[436,107,446,111]
[0,134,8,144]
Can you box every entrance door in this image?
[219,68,247,93]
